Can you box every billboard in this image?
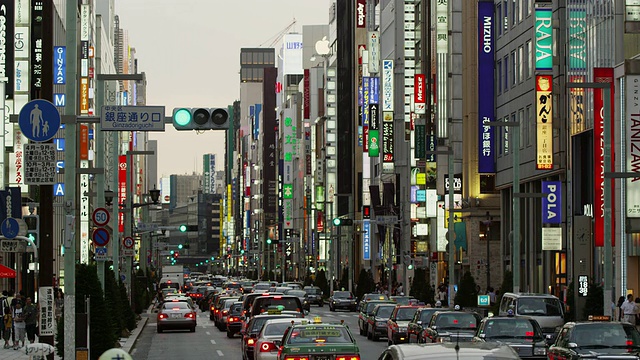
[282,33,303,76]
[626,75,640,218]
[414,74,426,115]
[356,0,366,28]
[118,155,127,232]
[535,75,553,170]
[478,1,495,173]
[0,0,14,97]
[535,8,552,71]
[542,181,562,224]
[160,177,170,204]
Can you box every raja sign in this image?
[542,181,562,224]
[535,8,553,70]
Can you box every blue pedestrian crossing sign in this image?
[1,218,20,239]
[18,99,61,142]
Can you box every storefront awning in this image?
[0,264,16,278]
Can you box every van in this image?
[498,292,564,337]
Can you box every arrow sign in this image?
[369,104,379,130]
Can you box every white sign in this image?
[541,227,562,251]
[375,216,397,225]
[626,75,640,217]
[92,208,110,226]
[368,31,380,73]
[436,201,447,252]
[122,248,135,257]
[282,33,303,76]
[38,286,55,336]
[382,60,394,111]
[80,160,90,264]
[100,106,166,131]
[0,240,26,252]
[24,143,56,185]
[578,275,589,297]
[80,4,91,41]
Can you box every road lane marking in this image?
[206,331,211,335]
[211,339,217,345]
[217,350,224,357]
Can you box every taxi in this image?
[421,306,482,343]
[547,316,640,360]
[278,317,360,360]
[473,311,549,359]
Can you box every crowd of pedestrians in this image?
[0,290,40,350]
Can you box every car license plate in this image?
[315,356,331,360]
[171,313,181,318]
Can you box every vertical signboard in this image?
[80,160,89,264]
[414,74,426,115]
[542,181,562,224]
[79,124,89,160]
[1,0,14,98]
[382,60,394,173]
[362,219,370,260]
[535,7,552,71]
[569,75,585,135]
[382,60,394,111]
[436,0,448,138]
[54,46,66,85]
[626,75,640,218]
[478,1,495,173]
[368,31,380,73]
[203,154,211,194]
[282,110,295,229]
[535,75,553,170]
[30,0,43,97]
[9,127,28,189]
[569,9,586,70]
[210,154,216,193]
[356,0,366,28]
[593,67,614,247]
[38,286,54,336]
[362,77,370,152]
[263,68,278,217]
[303,69,310,120]
[118,155,127,233]
[368,103,379,157]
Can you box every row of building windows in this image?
[497,105,536,156]
[241,51,276,66]
[241,67,265,82]
[496,40,533,94]
[496,0,533,37]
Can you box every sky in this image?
[114,0,332,179]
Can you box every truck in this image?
[160,265,185,291]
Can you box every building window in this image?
[518,46,524,83]
[480,175,499,194]
[497,3,502,37]
[525,106,531,146]
[512,0,517,26]
[497,60,502,94]
[518,109,525,146]
[523,41,530,79]
[503,0,509,33]
[511,51,516,86]
[241,52,248,65]
[504,55,509,92]
[527,41,533,78]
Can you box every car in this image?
[211,295,239,323]
[198,287,221,311]
[241,313,297,360]
[250,295,305,318]
[284,289,311,311]
[222,281,243,296]
[240,281,255,294]
[277,321,360,360]
[498,292,564,338]
[254,318,306,360]
[252,282,272,294]
[359,293,389,311]
[216,297,242,330]
[421,309,482,343]
[226,301,244,338]
[162,295,195,310]
[303,286,324,307]
[387,305,420,345]
[547,317,640,359]
[156,299,197,333]
[390,296,415,305]
[407,307,439,343]
[377,342,520,360]
[366,303,397,341]
[473,315,549,359]
[358,300,395,336]
[329,290,358,312]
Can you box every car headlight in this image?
[376,321,386,327]
[533,347,547,356]
[398,327,407,332]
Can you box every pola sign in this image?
[542,181,562,224]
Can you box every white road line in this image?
[206,331,211,335]
[211,339,217,345]
[217,350,224,357]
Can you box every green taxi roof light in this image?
[174,108,191,126]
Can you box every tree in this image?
[565,281,575,322]
[120,280,137,331]
[356,269,374,301]
[134,268,151,314]
[454,271,479,308]
[338,267,349,291]
[410,268,435,305]
[314,269,329,297]
[493,270,513,314]
[583,282,604,318]
[105,268,126,338]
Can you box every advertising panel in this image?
[0,0,14,98]
[569,8,586,70]
[282,33,303,76]
[478,1,495,173]
[535,8,552,70]
[369,103,379,157]
[304,69,310,120]
[569,75,585,135]
[356,0,366,28]
[368,31,379,73]
[382,60,394,111]
[535,75,553,170]
[414,74,426,115]
[262,68,278,216]
[118,155,127,232]
[54,46,66,85]
[362,220,370,260]
[626,75,640,218]
[542,181,562,224]
[160,177,170,204]
[363,77,370,152]
[30,0,44,97]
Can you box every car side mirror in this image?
[568,342,578,349]
[417,321,422,325]
[479,333,486,339]
[304,310,309,315]
[546,334,556,346]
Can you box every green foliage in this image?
[454,271,479,308]
[119,280,137,331]
[105,268,125,338]
[583,282,604,318]
[565,281,575,322]
[338,267,349,291]
[134,268,151,314]
[314,269,329,298]
[492,270,513,314]
[410,268,436,305]
[356,269,374,302]
[76,264,118,360]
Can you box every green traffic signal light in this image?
[267,239,272,245]
[170,250,175,255]
[173,108,191,127]
[179,224,187,232]
[333,218,341,226]
[178,244,183,250]
[407,263,414,270]
[240,249,245,255]
[210,256,215,260]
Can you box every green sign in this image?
[477,295,490,306]
[283,184,293,199]
[535,8,553,70]
[368,129,379,157]
[414,125,425,159]
[569,9,586,70]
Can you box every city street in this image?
[132,304,388,360]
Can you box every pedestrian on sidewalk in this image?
[12,302,25,350]
[621,294,639,325]
[2,306,11,348]
[23,297,38,344]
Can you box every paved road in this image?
[132,304,389,360]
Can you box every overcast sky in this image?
[114,0,331,178]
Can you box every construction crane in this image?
[258,18,297,48]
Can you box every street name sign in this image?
[100,105,166,131]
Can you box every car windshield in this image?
[435,313,478,330]
[571,324,640,347]
[250,316,294,333]
[420,310,437,322]
[395,308,418,321]
[376,306,395,318]
[367,302,388,313]
[334,291,352,299]
[254,283,271,290]
[287,326,352,344]
[305,288,321,295]
[286,290,307,297]
[230,303,243,315]
[255,298,300,313]
[516,298,563,316]
[482,319,537,339]
[264,322,294,336]
[163,302,189,310]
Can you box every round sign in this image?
[123,236,134,249]
[92,228,110,247]
[92,207,110,226]
[99,348,133,360]
[18,99,61,142]
[0,218,20,239]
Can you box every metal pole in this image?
[95,78,106,292]
[448,144,455,307]
[64,0,78,358]
[329,201,334,295]
[603,88,613,317]
[513,121,521,293]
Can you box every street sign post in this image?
[92,208,110,226]
[375,216,398,225]
[92,228,110,247]
[100,105,166,131]
[137,222,158,232]
[18,99,61,142]
[1,218,20,239]
[123,236,134,249]
[24,143,56,185]
[94,247,108,261]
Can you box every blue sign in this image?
[54,46,66,85]
[0,187,22,221]
[54,183,65,196]
[54,138,65,151]
[477,295,490,306]
[92,228,110,246]
[1,218,19,239]
[370,77,379,104]
[363,220,371,260]
[542,181,562,224]
[18,99,61,142]
[362,77,370,126]
[478,1,496,173]
[253,104,262,140]
[53,93,65,107]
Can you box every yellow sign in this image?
[416,173,426,185]
[80,77,89,114]
[444,211,463,227]
[536,75,553,170]
[569,75,585,135]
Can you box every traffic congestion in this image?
[127,273,640,360]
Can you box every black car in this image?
[226,301,244,338]
[303,286,324,307]
[407,307,439,343]
[548,318,640,359]
[366,303,397,341]
[421,309,482,343]
[240,313,296,360]
[473,316,549,359]
[329,290,358,312]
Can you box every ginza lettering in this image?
[482,16,491,53]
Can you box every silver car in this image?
[157,300,197,333]
[254,318,306,360]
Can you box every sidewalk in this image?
[0,308,149,360]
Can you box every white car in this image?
[254,318,306,360]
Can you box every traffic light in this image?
[24,215,39,247]
[267,239,272,245]
[173,252,179,258]
[172,107,229,130]
[178,244,183,250]
[178,224,198,232]
[332,218,354,226]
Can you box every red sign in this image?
[414,74,426,104]
[79,125,89,160]
[304,69,310,120]
[356,0,366,28]
[593,67,615,247]
[317,211,324,232]
[358,44,366,64]
[363,126,369,152]
[118,155,127,233]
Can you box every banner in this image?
[626,75,640,218]
[478,1,495,173]
[535,8,552,71]
[118,155,126,232]
[542,181,562,224]
[535,75,553,170]
[414,74,426,114]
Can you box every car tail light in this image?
[284,357,309,360]
[211,306,215,311]
[158,313,168,319]
[247,338,255,346]
[222,310,228,315]
[260,342,277,352]
[215,309,220,313]
[229,317,239,323]
[336,356,360,360]
[185,312,195,319]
